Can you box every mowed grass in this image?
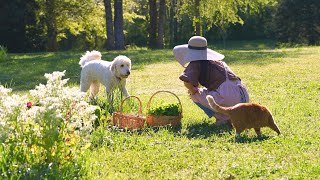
[1,41,320,179]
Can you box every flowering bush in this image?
[0,71,97,179]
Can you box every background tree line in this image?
[0,0,319,53]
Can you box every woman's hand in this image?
[184,82,199,95]
[188,87,199,95]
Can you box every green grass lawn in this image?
[1,41,320,179]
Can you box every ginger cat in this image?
[206,95,281,138]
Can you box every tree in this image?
[194,0,201,35]
[45,0,58,51]
[122,0,148,46]
[169,0,178,47]
[104,0,115,50]
[114,0,125,50]
[35,0,106,51]
[175,0,201,36]
[103,0,125,50]
[227,4,276,40]
[0,0,42,52]
[274,0,320,45]
[176,0,277,43]
[148,0,157,49]
[156,0,165,49]
[1,0,282,52]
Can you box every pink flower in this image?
[27,101,32,109]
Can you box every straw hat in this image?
[173,36,225,67]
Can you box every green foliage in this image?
[0,45,8,61]
[0,0,42,52]
[1,0,282,52]
[148,103,181,116]
[124,14,148,47]
[177,0,278,38]
[274,0,320,45]
[89,88,124,127]
[0,71,96,179]
[226,5,276,40]
[39,0,106,50]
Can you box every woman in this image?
[173,36,249,126]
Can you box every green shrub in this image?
[148,103,181,116]
[0,71,97,179]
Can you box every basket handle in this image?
[119,95,143,115]
[146,91,183,115]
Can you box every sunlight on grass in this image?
[81,45,320,179]
[1,42,320,178]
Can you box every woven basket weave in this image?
[112,96,145,129]
[146,91,182,127]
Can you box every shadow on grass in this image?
[0,52,82,91]
[0,50,175,91]
[184,121,233,139]
[1,40,296,91]
[184,120,274,143]
[232,134,272,144]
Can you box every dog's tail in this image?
[206,95,230,116]
[79,50,102,68]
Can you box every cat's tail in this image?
[206,95,229,115]
[268,115,281,135]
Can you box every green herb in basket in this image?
[148,103,181,116]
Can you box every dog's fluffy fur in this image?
[79,50,131,99]
[206,95,281,138]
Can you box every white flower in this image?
[0,85,12,97]
[1,70,100,165]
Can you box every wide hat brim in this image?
[173,44,225,67]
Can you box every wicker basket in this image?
[112,96,145,129]
[146,91,182,127]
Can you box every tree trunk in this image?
[169,0,177,47]
[219,28,228,48]
[45,0,58,51]
[114,0,125,50]
[156,0,165,49]
[194,0,201,36]
[103,0,114,50]
[148,0,157,49]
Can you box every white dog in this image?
[79,50,131,100]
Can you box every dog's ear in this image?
[110,62,116,74]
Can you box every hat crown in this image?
[188,36,207,48]
[173,36,224,67]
